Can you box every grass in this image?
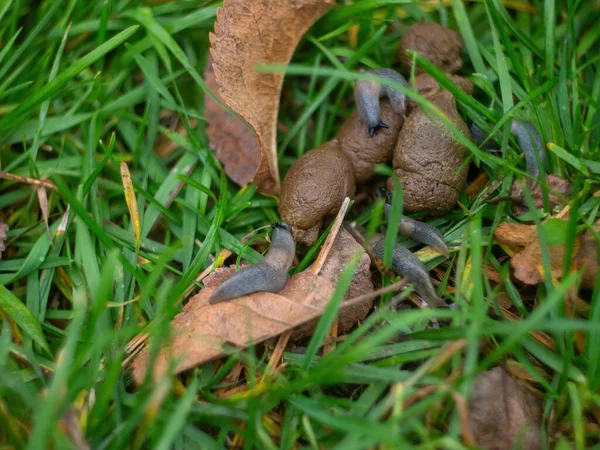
[1,0,600,448]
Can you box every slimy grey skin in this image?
[344,222,446,308]
[510,119,546,179]
[468,119,547,179]
[209,223,296,304]
[354,68,408,137]
[383,202,450,257]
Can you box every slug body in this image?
[345,222,446,308]
[511,119,546,179]
[383,203,450,257]
[354,68,408,137]
[468,119,546,179]
[209,223,296,304]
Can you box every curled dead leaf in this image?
[469,366,542,450]
[209,0,335,194]
[132,270,335,382]
[510,230,598,289]
[204,55,260,186]
[494,222,537,248]
[132,228,377,383]
[509,174,571,215]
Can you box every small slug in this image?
[383,201,450,257]
[468,119,546,179]
[354,68,408,137]
[209,223,296,304]
[344,222,446,308]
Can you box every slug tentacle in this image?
[209,223,296,304]
[381,196,450,257]
[344,222,446,308]
[354,68,408,136]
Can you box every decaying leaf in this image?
[209,0,335,194]
[132,271,335,382]
[508,229,597,290]
[0,219,8,259]
[494,222,537,248]
[204,55,260,186]
[468,366,542,450]
[509,174,571,215]
[131,228,376,383]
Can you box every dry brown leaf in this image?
[494,222,537,248]
[510,230,598,289]
[468,367,542,450]
[0,219,8,259]
[132,271,335,382]
[209,0,335,195]
[204,55,260,186]
[132,228,376,383]
[510,174,571,215]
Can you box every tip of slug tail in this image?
[437,245,450,258]
[208,291,230,305]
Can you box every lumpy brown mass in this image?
[389,90,470,214]
[399,22,464,74]
[414,73,474,98]
[338,100,404,183]
[279,140,355,245]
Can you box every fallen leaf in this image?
[494,222,537,248]
[0,219,8,259]
[510,174,571,215]
[468,366,542,450]
[510,230,598,289]
[132,271,335,382]
[209,0,335,194]
[572,230,599,289]
[204,55,260,186]
[131,227,377,382]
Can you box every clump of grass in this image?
[0,0,599,448]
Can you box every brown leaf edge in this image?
[131,272,336,383]
[209,0,336,195]
[203,55,261,186]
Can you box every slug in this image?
[354,68,408,137]
[468,119,546,179]
[209,223,296,304]
[382,200,450,257]
[344,222,446,308]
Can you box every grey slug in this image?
[209,223,296,304]
[383,201,450,257]
[354,68,408,137]
[468,119,547,179]
[344,221,446,308]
